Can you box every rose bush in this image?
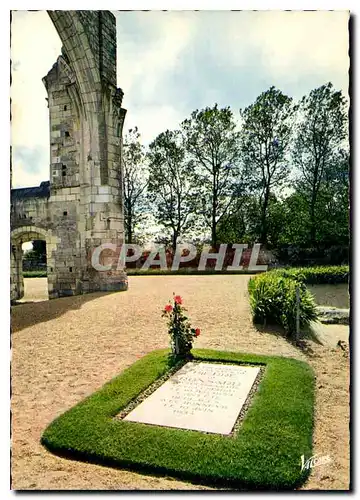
[162,293,200,358]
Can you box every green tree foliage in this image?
[32,240,46,259]
[23,240,46,262]
[292,82,348,244]
[181,104,244,247]
[123,127,149,244]
[23,240,46,270]
[147,130,198,249]
[216,195,260,244]
[121,84,348,258]
[273,193,310,245]
[240,87,297,244]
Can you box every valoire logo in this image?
[301,454,332,471]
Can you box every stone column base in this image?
[79,269,129,295]
[48,272,128,299]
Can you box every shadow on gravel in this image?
[253,322,323,358]
[11,290,123,333]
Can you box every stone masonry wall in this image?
[76,10,117,85]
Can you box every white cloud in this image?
[11,10,349,188]
[116,12,198,100]
[248,11,349,96]
[11,11,62,186]
[11,12,61,147]
[124,104,187,145]
[12,160,47,189]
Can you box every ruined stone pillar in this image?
[10,243,24,300]
[43,11,128,297]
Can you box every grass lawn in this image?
[41,348,314,490]
[23,270,47,278]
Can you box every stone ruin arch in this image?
[11,10,128,301]
[11,225,59,300]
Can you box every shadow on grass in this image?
[11,290,123,333]
[253,321,323,358]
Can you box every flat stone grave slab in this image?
[124,362,260,435]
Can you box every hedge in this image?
[275,265,349,284]
[23,270,47,278]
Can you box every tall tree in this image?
[240,86,297,244]
[309,148,349,245]
[215,194,259,245]
[147,130,197,250]
[32,240,46,260]
[181,104,243,247]
[122,127,149,244]
[292,82,348,244]
[23,240,46,265]
[256,192,310,247]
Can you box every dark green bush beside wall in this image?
[248,271,318,336]
[275,265,349,284]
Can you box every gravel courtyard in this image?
[11,276,349,490]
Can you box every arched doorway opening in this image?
[10,226,55,302]
[21,240,47,301]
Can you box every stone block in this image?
[124,363,260,435]
[98,186,110,195]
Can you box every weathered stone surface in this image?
[124,362,260,435]
[316,306,350,325]
[310,320,349,348]
[10,10,127,301]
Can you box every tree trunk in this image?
[212,181,217,248]
[260,188,270,244]
[309,161,320,245]
[309,194,316,245]
[127,212,133,244]
[211,221,217,248]
[172,232,178,252]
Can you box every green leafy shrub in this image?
[275,265,349,284]
[23,270,47,278]
[248,271,318,336]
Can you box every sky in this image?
[11,10,349,189]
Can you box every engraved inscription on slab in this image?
[123,362,260,435]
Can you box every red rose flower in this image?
[195,328,200,337]
[174,295,182,305]
[164,304,173,313]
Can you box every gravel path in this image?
[18,277,48,302]
[11,276,349,490]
